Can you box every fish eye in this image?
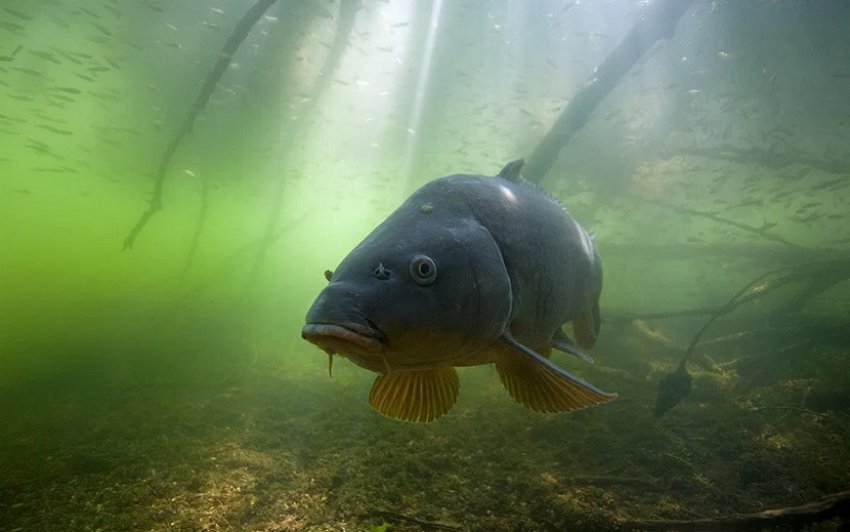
[410,255,437,285]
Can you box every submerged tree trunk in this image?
[524,0,695,183]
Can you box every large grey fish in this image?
[302,160,616,422]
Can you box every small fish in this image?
[36,124,73,135]
[80,7,100,19]
[144,3,165,14]
[12,67,42,76]
[92,22,113,36]
[101,3,122,18]
[48,94,76,103]
[302,160,616,422]
[0,113,25,123]
[1,6,33,21]
[57,51,83,65]
[88,90,120,101]
[0,20,25,33]
[811,178,848,191]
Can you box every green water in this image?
[2,1,849,530]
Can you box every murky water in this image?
[2,1,849,530]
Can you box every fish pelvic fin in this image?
[552,329,594,363]
[573,298,601,349]
[496,334,615,413]
[368,367,459,423]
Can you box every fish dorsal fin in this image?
[552,329,594,363]
[496,159,571,214]
[496,159,525,183]
[496,334,615,412]
[369,367,459,423]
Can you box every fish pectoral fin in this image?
[552,329,594,363]
[368,367,459,423]
[497,334,615,413]
[573,299,601,349]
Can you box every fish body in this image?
[302,160,615,422]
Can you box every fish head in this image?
[302,205,512,373]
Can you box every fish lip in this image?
[301,321,386,354]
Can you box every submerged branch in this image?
[524,0,695,183]
[655,258,850,415]
[179,212,310,300]
[180,175,210,280]
[122,0,278,250]
[677,145,850,177]
[616,489,850,531]
[636,196,804,249]
[600,242,841,262]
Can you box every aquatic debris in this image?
[654,362,692,417]
[655,259,850,415]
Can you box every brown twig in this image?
[122,0,279,250]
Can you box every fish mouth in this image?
[301,321,386,355]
